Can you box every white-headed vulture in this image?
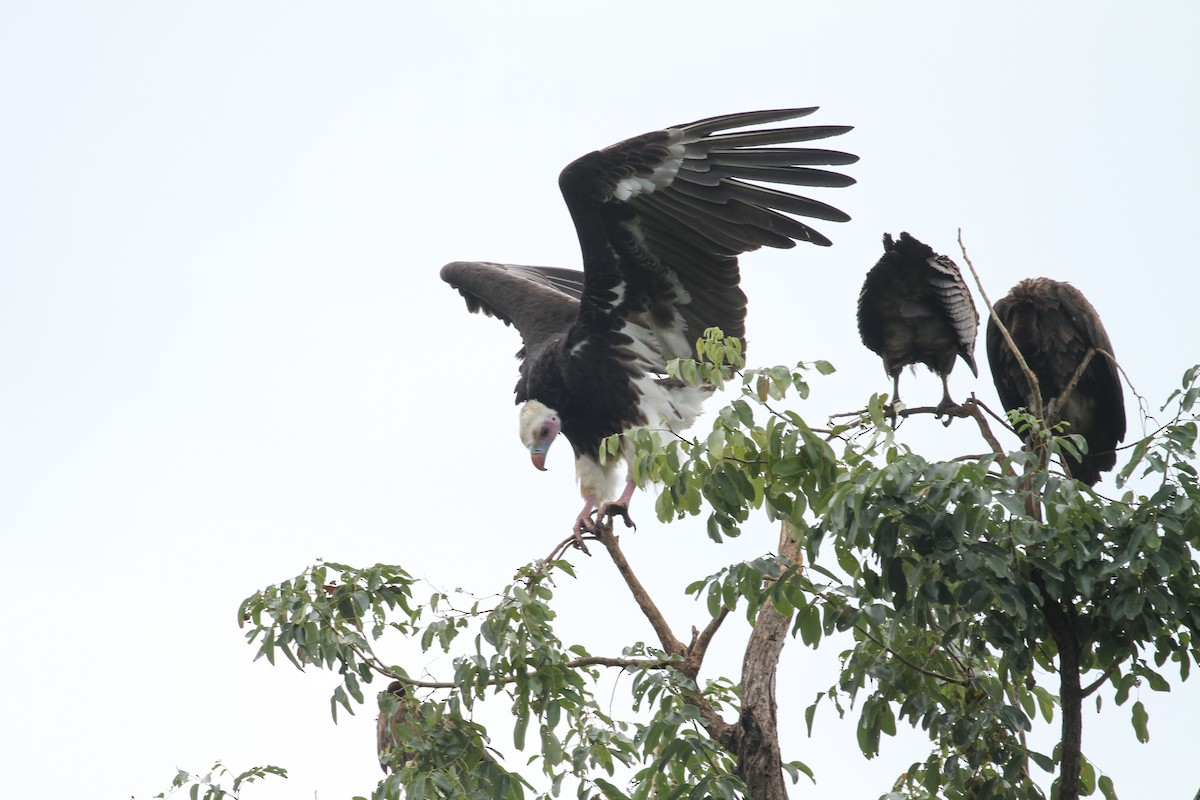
[441,109,857,541]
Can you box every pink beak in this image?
[531,451,547,471]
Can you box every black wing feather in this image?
[440,261,581,353]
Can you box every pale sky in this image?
[2,3,1199,798]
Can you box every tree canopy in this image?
[156,328,1200,800]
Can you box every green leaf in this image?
[1131,700,1150,743]
[1080,757,1096,794]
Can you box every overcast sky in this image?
[3,3,1199,798]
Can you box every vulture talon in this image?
[600,502,636,531]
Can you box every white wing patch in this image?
[571,372,710,503]
[612,140,687,202]
[632,371,710,433]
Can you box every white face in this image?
[518,400,560,471]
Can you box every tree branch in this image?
[957,228,1044,424]
[1081,659,1124,698]
[360,642,677,691]
[595,523,686,657]
[806,585,973,687]
[594,521,736,748]
[684,607,730,679]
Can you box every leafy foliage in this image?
[177,333,1199,800]
[148,762,287,800]
[628,332,1200,799]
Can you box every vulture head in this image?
[518,400,561,472]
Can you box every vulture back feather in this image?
[857,232,979,406]
[986,278,1126,485]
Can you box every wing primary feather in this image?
[676,107,820,137]
[679,162,857,188]
[692,125,855,149]
[720,180,852,222]
[646,191,800,250]
[633,198,750,255]
[707,147,859,167]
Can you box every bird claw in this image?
[568,502,635,555]
[598,502,636,531]
[935,397,962,427]
[569,521,593,555]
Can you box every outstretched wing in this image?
[558,108,856,365]
[440,261,583,356]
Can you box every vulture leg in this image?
[937,375,956,427]
[598,479,638,531]
[887,371,902,426]
[572,497,599,554]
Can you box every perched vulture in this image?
[986,278,1126,485]
[857,232,979,408]
[442,108,857,540]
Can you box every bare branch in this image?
[357,640,676,692]
[595,523,686,656]
[957,228,1044,423]
[685,607,730,678]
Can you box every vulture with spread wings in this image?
[857,231,979,410]
[441,108,857,543]
[987,278,1126,485]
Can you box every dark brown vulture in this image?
[441,108,857,542]
[857,232,979,408]
[986,278,1126,485]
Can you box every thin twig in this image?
[957,229,1044,423]
[361,642,676,691]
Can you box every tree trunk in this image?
[1055,609,1083,800]
[1038,576,1082,800]
[735,522,801,800]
